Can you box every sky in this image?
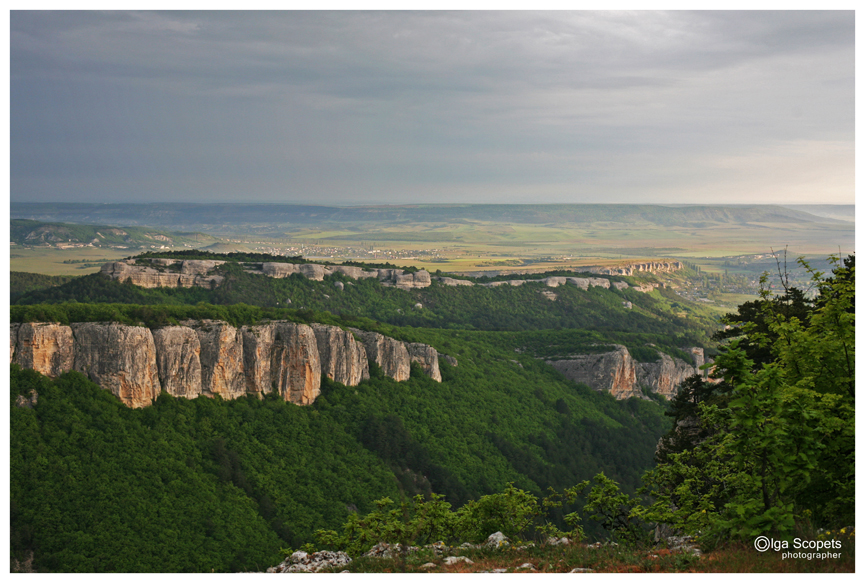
[8,10,855,205]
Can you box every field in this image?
[9,247,133,276]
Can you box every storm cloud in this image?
[10,11,854,204]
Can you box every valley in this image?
[8,204,854,573]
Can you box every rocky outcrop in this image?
[591,261,683,276]
[548,346,639,399]
[439,353,458,368]
[14,323,75,378]
[152,326,202,398]
[190,320,246,400]
[635,353,698,399]
[312,324,369,386]
[350,329,412,382]
[689,347,705,369]
[392,270,432,290]
[436,276,475,286]
[103,258,433,291]
[10,323,20,363]
[12,320,451,406]
[269,323,322,405]
[71,323,160,408]
[548,345,701,400]
[240,324,278,397]
[268,550,352,573]
[406,343,442,383]
[437,275,613,290]
[100,259,224,289]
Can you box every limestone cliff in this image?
[101,259,224,289]
[190,320,246,400]
[548,345,700,400]
[591,261,683,276]
[548,346,640,400]
[635,353,698,399]
[103,258,432,291]
[14,322,75,378]
[405,343,442,383]
[350,329,412,382]
[11,320,451,407]
[240,323,278,397]
[71,322,161,408]
[152,326,202,399]
[10,322,19,363]
[437,275,612,290]
[269,323,322,405]
[311,324,369,386]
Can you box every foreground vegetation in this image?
[317,540,854,573]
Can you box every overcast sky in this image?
[9,10,855,205]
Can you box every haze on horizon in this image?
[10,11,854,206]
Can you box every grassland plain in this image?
[10,203,853,277]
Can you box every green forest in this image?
[9,252,854,572]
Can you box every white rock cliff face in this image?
[11,320,448,407]
[152,326,203,399]
[13,322,75,378]
[311,324,370,386]
[350,329,412,382]
[102,258,434,290]
[547,345,701,400]
[71,322,161,409]
[269,323,322,405]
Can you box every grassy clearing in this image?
[9,247,131,276]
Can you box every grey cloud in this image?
[10,10,854,204]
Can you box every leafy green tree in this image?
[639,256,854,544]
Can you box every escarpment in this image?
[152,326,202,399]
[405,343,442,383]
[350,329,412,382]
[102,258,434,290]
[189,321,246,400]
[11,320,449,408]
[547,345,702,400]
[268,323,322,405]
[311,324,369,386]
[71,323,161,409]
[13,322,75,378]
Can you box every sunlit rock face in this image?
[311,324,369,386]
[12,319,452,407]
[71,322,160,409]
[547,345,700,400]
[405,342,442,383]
[100,260,224,289]
[187,320,247,401]
[152,326,202,399]
[270,323,321,406]
[350,329,412,382]
[635,353,698,399]
[14,322,75,378]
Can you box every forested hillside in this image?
[11,318,671,571]
[14,252,717,360]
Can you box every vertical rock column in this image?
[311,324,370,386]
[350,329,411,382]
[192,320,246,400]
[241,323,277,397]
[10,323,20,364]
[152,326,202,398]
[271,323,321,405]
[405,343,442,383]
[71,323,160,408]
[14,322,75,378]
